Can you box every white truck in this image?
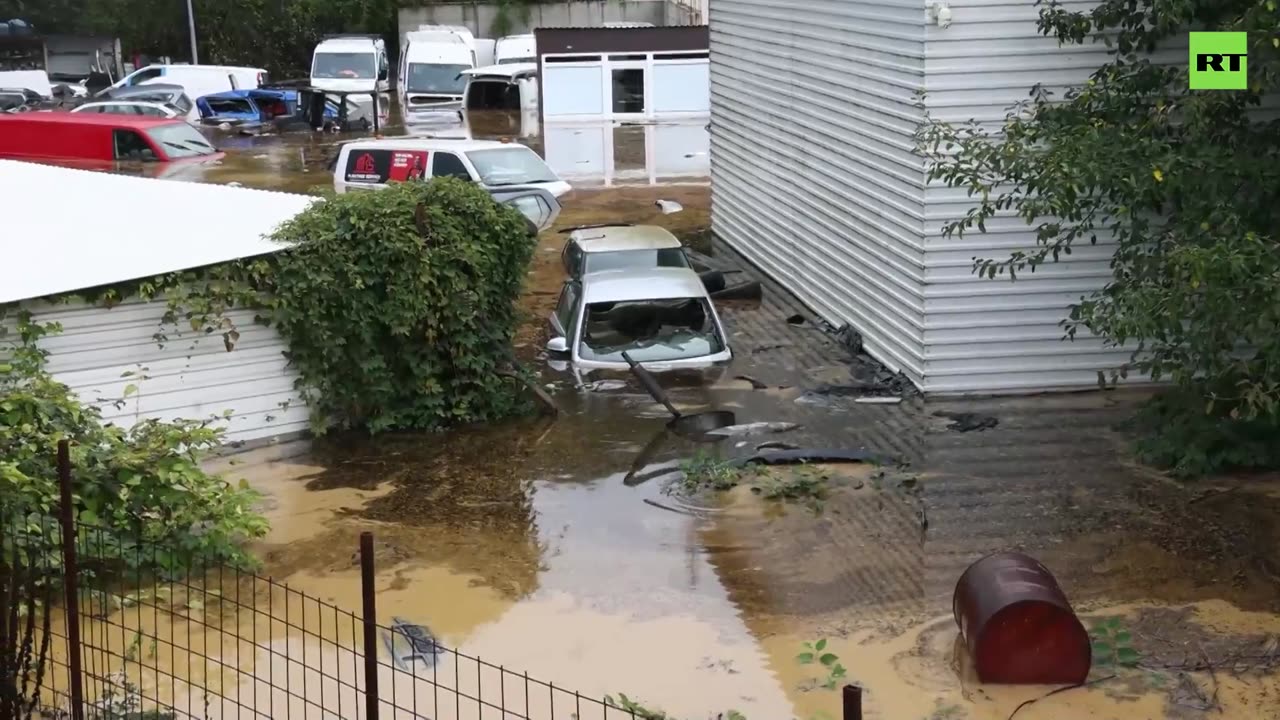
[309,35,389,94]
[399,30,475,110]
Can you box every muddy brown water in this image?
[53,110,1280,719]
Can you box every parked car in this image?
[547,267,733,371]
[462,63,537,113]
[330,138,571,197]
[0,113,222,165]
[197,88,300,124]
[98,83,194,119]
[560,224,693,279]
[0,87,42,113]
[70,101,184,119]
[99,65,266,102]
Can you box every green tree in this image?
[263,178,540,434]
[919,0,1280,476]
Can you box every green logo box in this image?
[1190,32,1248,90]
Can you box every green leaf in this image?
[1092,641,1112,656]
[815,638,827,651]
[1115,631,1131,644]
[1117,647,1141,666]
[122,384,138,398]
[819,653,839,667]
[796,652,815,664]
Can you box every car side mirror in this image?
[546,337,569,354]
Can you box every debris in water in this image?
[935,411,998,432]
[786,314,806,326]
[726,448,885,468]
[734,375,768,390]
[855,396,902,405]
[655,199,684,214]
[834,323,864,354]
[752,342,791,354]
[584,379,629,392]
[382,618,445,671]
[704,422,801,438]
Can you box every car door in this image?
[551,280,581,340]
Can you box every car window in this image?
[431,152,472,180]
[139,106,168,117]
[143,123,217,158]
[466,147,558,186]
[563,242,584,277]
[127,68,163,86]
[578,298,725,363]
[556,282,581,335]
[584,248,691,274]
[113,129,157,161]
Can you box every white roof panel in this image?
[0,160,316,305]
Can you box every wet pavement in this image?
[53,109,1280,718]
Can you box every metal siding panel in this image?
[919,0,1152,393]
[710,0,928,383]
[16,299,305,445]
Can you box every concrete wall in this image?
[399,1,678,39]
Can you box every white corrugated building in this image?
[0,160,315,444]
[709,0,1133,394]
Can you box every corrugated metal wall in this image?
[17,299,308,446]
[709,0,929,385]
[919,0,1140,393]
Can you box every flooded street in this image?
[82,111,1280,719]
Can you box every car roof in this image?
[570,225,681,252]
[339,137,522,152]
[463,63,536,79]
[78,101,173,108]
[316,37,379,49]
[582,267,709,304]
[0,112,185,129]
[108,84,184,95]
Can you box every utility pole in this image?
[185,0,199,64]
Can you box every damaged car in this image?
[560,224,693,278]
[547,267,733,372]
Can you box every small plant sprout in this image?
[1089,616,1141,671]
[797,639,848,690]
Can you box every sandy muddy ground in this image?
[68,111,1280,720]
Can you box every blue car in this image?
[196,89,309,124]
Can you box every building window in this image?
[611,68,645,114]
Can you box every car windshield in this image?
[578,298,724,363]
[467,147,558,186]
[312,52,376,79]
[406,63,470,94]
[205,97,255,115]
[583,249,691,275]
[144,123,217,158]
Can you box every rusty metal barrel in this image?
[953,552,1091,685]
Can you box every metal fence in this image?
[2,440,865,720]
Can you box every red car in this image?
[0,113,223,167]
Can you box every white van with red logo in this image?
[331,137,571,198]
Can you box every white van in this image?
[310,35,389,94]
[0,70,54,98]
[100,65,265,105]
[399,31,474,110]
[462,64,537,113]
[495,34,536,65]
[331,138,571,199]
[413,24,494,67]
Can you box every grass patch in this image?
[674,451,833,512]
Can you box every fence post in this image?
[360,532,379,720]
[842,684,862,720]
[57,440,86,720]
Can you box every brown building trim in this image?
[534,26,709,125]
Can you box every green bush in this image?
[0,314,267,576]
[263,177,538,433]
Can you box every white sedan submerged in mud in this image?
[547,266,733,372]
